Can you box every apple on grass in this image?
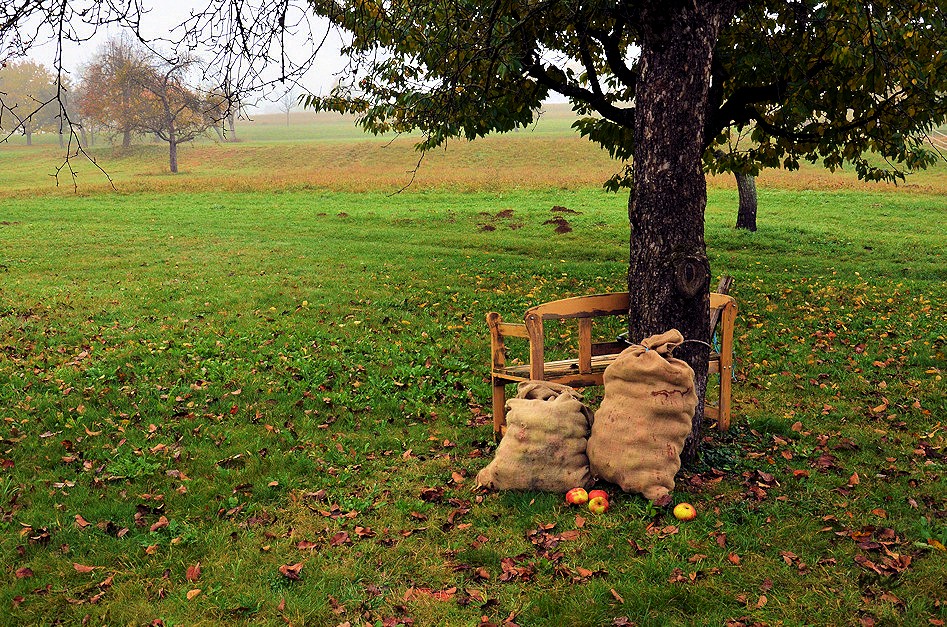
[588,489,608,501]
[587,496,609,514]
[565,487,589,506]
[673,502,697,521]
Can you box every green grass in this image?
[1,177,945,626]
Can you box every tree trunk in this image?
[630,1,734,465]
[735,172,758,231]
[25,129,32,146]
[227,113,237,141]
[169,139,178,173]
[168,121,178,173]
[123,128,132,148]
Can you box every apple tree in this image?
[304,0,947,459]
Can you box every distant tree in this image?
[0,60,57,145]
[204,77,242,142]
[79,38,152,148]
[279,87,300,126]
[132,57,216,172]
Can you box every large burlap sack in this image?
[587,329,697,501]
[476,381,594,492]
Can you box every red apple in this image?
[588,489,609,501]
[565,487,589,506]
[587,496,609,514]
[673,502,697,521]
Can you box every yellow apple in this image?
[673,502,697,521]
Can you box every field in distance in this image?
[2,103,946,197]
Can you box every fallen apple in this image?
[588,496,609,514]
[588,489,609,501]
[673,502,697,521]
[565,487,589,506]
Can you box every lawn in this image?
[0,118,945,626]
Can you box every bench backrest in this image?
[522,292,736,378]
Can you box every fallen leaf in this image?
[73,563,98,574]
[150,516,170,532]
[186,562,201,582]
[15,567,33,579]
[610,588,625,604]
[74,515,92,529]
[186,589,201,600]
[279,562,304,580]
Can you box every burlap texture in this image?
[476,381,594,492]
[586,329,697,501]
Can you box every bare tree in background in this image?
[279,87,300,126]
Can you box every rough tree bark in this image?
[735,172,758,231]
[629,0,737,463]
[169,128,178,173]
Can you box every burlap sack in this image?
[476,381,594,492]
[586,329,697,501]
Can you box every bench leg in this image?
[492,379,507,441]
[718,365,732,431]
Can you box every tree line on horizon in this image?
[0,38,240,172]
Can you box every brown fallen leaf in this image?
[186,589,201,600]
[185,562,201,582]
[296,540,318,551]
[277,598,286,612]
[610,588,625,604]
[73,563,98,574]
[279,562,304,580]
[150,516,170,532]
[75,515,92,529]
[15,567,33,579]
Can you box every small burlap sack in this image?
[586,329,697,501]
[476,381,594,492]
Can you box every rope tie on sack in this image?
[618,333,711,355]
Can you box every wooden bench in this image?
[487,289,737,438]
